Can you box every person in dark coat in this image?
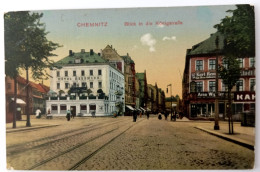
[146,111,150,119]
[66,109,71,121]
[133,110,137,122]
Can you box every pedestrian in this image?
[133,110,137,122]
[91,110,96,118]
[146,111,150,119]
[66,109,71,121]
[158,112,162,120]
[35,108,41,119]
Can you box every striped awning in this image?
[11,98,26,105]
[126,105,135,111]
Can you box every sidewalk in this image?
[194,121,255,150]
[6,115,60,133]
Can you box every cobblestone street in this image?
[6,116,254,170]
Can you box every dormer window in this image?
[75,58,81,64]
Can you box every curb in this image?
[195,126,254,150]
[6,124,59,133]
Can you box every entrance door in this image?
[71,106,76,117]
[191,104,197,117]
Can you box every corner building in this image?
[182,32,255,119]
[46,49,125,116]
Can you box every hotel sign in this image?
[191,72,216,80]
[234,92,255,102]
[57,76,101,81]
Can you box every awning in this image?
[11,98,26,105]
[140,107,146,111]
[147,108,151,111]
[126,105,135,111]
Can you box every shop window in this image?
[51,105,58,111]
[90,104,96,110]
[81,105,87,110]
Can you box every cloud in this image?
[162,36,176,41]
[140,33,156,52]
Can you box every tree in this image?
[4,11,61,127]
[214,5,255,58]
[218,56,240,134]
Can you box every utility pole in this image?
[214,36,220,130]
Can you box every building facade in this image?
[182,32,255,119]
[46,49,125,116]
[5,76,49,123]
[136,71,148,110]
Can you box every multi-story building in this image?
[182,32,255,119]
[5,76,49,123]
[147,84,156,112]
[121,53,136,112]
[136,71,148,110]
[46,49,125,116]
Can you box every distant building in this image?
[5,76,49,123]
[182,32,255,119]
[136,71,148,110]
[46,49,125,116]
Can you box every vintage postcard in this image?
[4,4,256,171]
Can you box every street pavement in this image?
[5,115,255,170]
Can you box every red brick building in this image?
[5,76,49,123]
[182,32,255,119]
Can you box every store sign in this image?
[197,92,225,98]
[234,92,255,102]
[191,72,216,80]
[58,76,101,81]
[240,69,255,77]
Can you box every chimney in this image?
[81,49,85,53]
[90,49,94,56]
[69,50,73,56]
[127,53,129,56]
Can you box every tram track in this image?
[26,118,144,170]
[7,118,127,156]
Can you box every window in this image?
[196,82,203,92]
[81,70,85,76]
[60,105,66,110]
[90,82,93,88]
[90,104,96,110]
[250,79,255,91]
[196,60,203,71]
[73,83,77,87]
[250,57,255,68]
[208,81,215,92]
[82,82,86,87]
[98,69,102,75]
[209,59,216,70]
[65,83,69,89]
[57,83,60,89]
[90,70,93,76]
[80,105,87,110]
[73,71,76,76]
[57,71,60,77]
[238,58,243,68]
[236,80,243,91]
[222,58,228,69]
[65,71,68,77]
[98,82,102,88]
[51,105,57,111]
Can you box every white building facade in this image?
[46,49,125,116]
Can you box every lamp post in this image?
[214,36,220,130]
[167,84,174,121]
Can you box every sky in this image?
[27,5,237,98]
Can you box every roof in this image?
[121,54,134,64]
[16,76,49,94]
[55,50,108,66]
[188,32,225,56]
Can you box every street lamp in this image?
[167,84,175,121]
[214,36,220,130]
